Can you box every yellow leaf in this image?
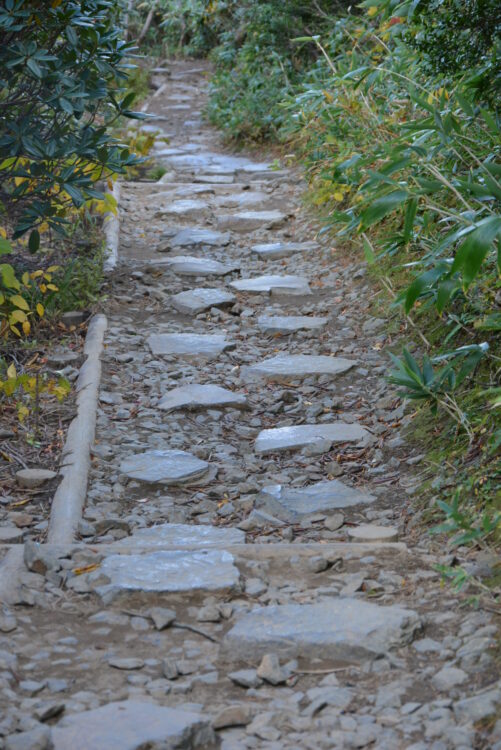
[73,563,100,576]
[17,405,29,422]
[9,309,27,323]
[22,320,31,335]
[22,272,30,286]
[40,283,47,293]
[36,303,45,317]
[38,222,49,233]
[368,6,378,16]
[47,265,61,273]
[31,270,43,279]
[47,283,58,291]
[333,191,344,201]
[10,294,30,311]
[427,92,434,104]
[0,227,6,239]
[6,363,16,379]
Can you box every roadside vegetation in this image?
[133,0,500,581]
[0,1,146,501]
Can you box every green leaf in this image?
[28,229,40,253]
[451,216,501,286]
[26,58,42,78]
[474,313,501,331]
[0,263,20,290]
[0,238,12,255]
[403,198,418,243]
[360,190,408,230]
[362,237,375,264]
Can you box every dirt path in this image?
[0,61,499,750]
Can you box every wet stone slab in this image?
[119,449,209,485]
[51,700,217,750]
[255,423,370,454]
[251,241,319,259]
[217,211,287,233]
[158,384,247,412]
[164,256,239,276]
[256,479,376,522]
[110,523,245,551]
[171,289,236,315]
[230,275,311,295]
[95,549,240,597]
[257,315,328,334]
[170,227,231,248]
[245,354,356,380]
[223,600,422,663]
[148,333,234,359]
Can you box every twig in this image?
[172,622,220,644]
[120,609,219,643]
[292,666,358,675]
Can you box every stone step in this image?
[50,700,217,750]
[230,275,311,295]
[148,333,235,359]
[119,450,210,485]
[162,256,240,276]
[257,315,328,334]
[157,384,247,412]
[255,479,376,522]
[244,353,356,380]
[255,423,370,454]
[221,599,423,664]
[217,211,287,233]
[251,240,319,259]
[171,288,236,315]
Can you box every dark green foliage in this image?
[0,0,142,241]
[406,0,501,106]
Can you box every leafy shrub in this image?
[406,0,501,106]
[0,0,142,245]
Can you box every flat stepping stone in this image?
[171,289,236,315]
[246,354,356,381]
[95,549,240,597]
[256,480,375,522]
[195,174,234,184]
[164,256,239,276]
[214,191,270,209]
[222,599,422,663]
[230,275,311,295]
[157,199,208,219]
[120,449,209,485]
[257,315,328,334]
[148,333,234,359]
[170,227,231,248]
[158,384,247,412]
[251,241,319,259]
[111,523,245,551]
[255,423,370,454]
[51,700,215,750]
[348,524,399,543]
[217,211,287,233]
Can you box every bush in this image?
[406,0,501,107]
[0,0,141,246]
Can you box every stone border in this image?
[103,181,120,273]
[47,314,108,545]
